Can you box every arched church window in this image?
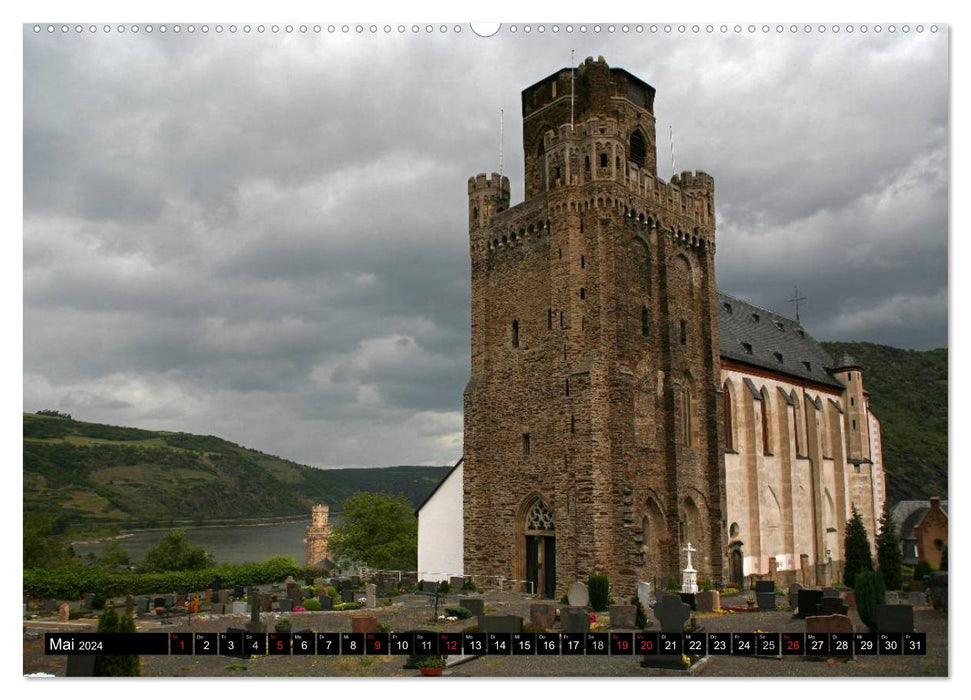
[537,138,547,193]
[722,383,734,450]
[641,305,650,337]
[630,129,647,168]
[681,384,692,446]
[526,500,555,531]
[760,386,772,454]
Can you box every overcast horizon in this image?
[23,24,949,469]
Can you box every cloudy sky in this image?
[23,23,949,469]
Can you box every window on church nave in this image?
[760,387,772,455]
[722,383,734,451]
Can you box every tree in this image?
[876,501,903,590]
[854,569,885,632]
[328,492,417,570]
[23,513,79,569]
[93,607,140,676]
[96,541,131,570]
[843,504,873,587]
[139,530,213,573]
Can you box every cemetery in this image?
[23,565,947,678]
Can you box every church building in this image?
[417,57,885,596]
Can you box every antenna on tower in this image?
[570,49,575,130]
[669,125,676,180]
[499,108,504,180]
[788,285,808,322]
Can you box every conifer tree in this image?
[876,501,903,590]
[843,505,873,587]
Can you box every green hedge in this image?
[24,556,301,600]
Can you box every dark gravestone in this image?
[477,615,523,634]
[696,590,720,613]
[210,576,223,591]
[654,594,690,633]
[458,597,485,617]
[757,592,777,611]
[822,588,839,599]
[349,575,361,588]
[819,597,848,616]
[233,586,245,599]
[217,589,231,604]
[560,606,590,633]
[286,583,303,601]
[876,604,915,633]
[318,595,333,611]
[305,578,315,587]
[341,589,355,603]
[261,596,273,613]
[278,598,293,613]
[796,589,824,618]
[788,583,804,608]
[210,603,225,615]
[450,576,466,590]
[153,597,166,609]
[529,603,557,630]
[678,592,697,610]
[755,580,775,594]
[400,572,418,588]
[66,655,96,677]
[303,587,314,601]
[136,596,151,614]
[421,580,439,594]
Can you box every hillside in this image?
[820,342,947,504]
[23,413,451,529]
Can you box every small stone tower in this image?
[463,57,725,596]
[305,504,332,568]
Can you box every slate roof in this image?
[717,293,845,390]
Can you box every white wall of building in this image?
[417,462,464,582]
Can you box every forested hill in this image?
[23,413,451,529]
[820,342,947,504]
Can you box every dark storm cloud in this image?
[23,27,948,468]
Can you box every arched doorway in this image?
[729,543,744,588]
[521,497,556,598]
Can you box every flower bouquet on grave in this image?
[416,656,446,676]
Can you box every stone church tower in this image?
[463,57,725,596]
[305,503,332,568]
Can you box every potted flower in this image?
[416,656,447,676]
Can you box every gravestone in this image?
[376,573,397,595]
[351,615,379,634]
[477,615,523,634]
[795,589,824,618]
[341,589,356,603]
[164,594,177,607]
[696,590,720,613]
[755,580,775,594]
[247,594,266,633]
[217,590,231,604]
[819,597,848,616]
[560,606,590,633]
[58,603,70,622]
[365,583,377,608]
[261,596,273,613]
[278,599,293,613]
[876,604,915,633]
[210,576,223,591]
[285,575,295,585]
[318,595,333,611]
[458,597,484,617]
[400,572,418,588]
[136,596,151,614]
[678,592,697,610]
[82,593,95,610]
[305,577,315,587]
[66,655,96,677]
[450,576,466,590]
[788,583,804,609]
[757,592,777,611]
[287,583,303,601]
[153,597,167,609]
[806,613,853,636]
[885,591,900,605]
[204,589,213,602]
[908,591,928,607]
[637,581,652,609]
[567,581,589,608]
[40,599,59,613]
[822,587,839,599]
[653,594,690,633]
[609,604,637,629]
[231,601,247,615]
[421,580,439,594]
[175,594,187,607]
[210,603,225,615]
[349,575,361,588]
[303,587,314,600]
[233,586,245,599]
[529,603,557,630]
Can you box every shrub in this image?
[854,569,885,632]
[559,593,569,605]
[437,580,450,595]
[275,619,291,633]
[93,607,138,676]
[462,579,477,591]
[444,606,472,620]
[588,573,610,612]
[302,598,322,611]
[876,501,903,590]
[940,545,947,571]
[630,595,647,629]
[663,577,680,593]
[333,602,361,611]
[843,505,874,587]
[326,585,338,599]
[914,560,932,581]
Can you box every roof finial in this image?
[788,285,807,322]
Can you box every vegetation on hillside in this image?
[821,342,947,503]
[23,412,450,531]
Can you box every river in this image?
[70,518,340,566]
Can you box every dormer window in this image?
[774,321,785,331]
[722,302,733,313]
[751,313,760,323]
[773,352,784,363]
[741,342,753,354]
[802,361,812,371]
